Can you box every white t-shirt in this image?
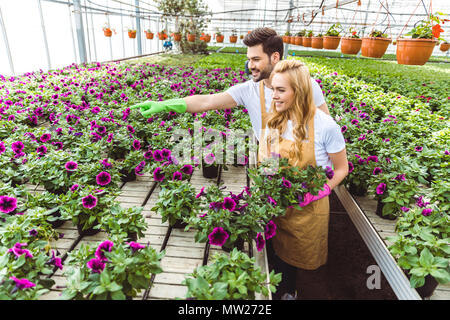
[274,109,346,168]
[226,78,325,140]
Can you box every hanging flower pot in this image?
[340,37,362,55]
[302,37,312,47]
[216,34,224,43]
[103,28,112,37]
[202,34,211,43]
[144,31,154,39]
[361,37,391,58]
[323,36,341,49]
[294,36,302,45]
[229,35,238,43]
[439,42,450,52]
[173,33,182,42]
[157,32,167,40]
[187,33,196,42]
[240,34,244,40]
[311,36,323,49]
[128,30,136,39]
[396,38,437,65]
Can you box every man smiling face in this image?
[247,44,280,83]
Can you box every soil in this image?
[267,191,398,300]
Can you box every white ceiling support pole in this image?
[73,0,88,63]
[37,0,52,71]
[0,5,15,75]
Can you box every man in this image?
[131,27,329,142]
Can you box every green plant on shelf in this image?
[182,248,282,300]
[305,30,313,37]
[60,240,164,300]
[284,31,291,36]
[296,30,306,37]
[348,27,361,38]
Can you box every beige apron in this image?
[257,81,330,270]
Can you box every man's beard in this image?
[252,63,274,82]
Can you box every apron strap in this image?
[259,81,268,128]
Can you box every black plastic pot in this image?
[127,232,138,242]
[415,275,439,299]
[222,238,245,253]
[77,223,101,236]
[120,169,136,183]
[48,209,66,229]
[348,182,368,197]
[172,219,188,229]
[375,199,397,220]
[202,164,219,179]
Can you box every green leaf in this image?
[419,248,433,268]
[111,290,126,300]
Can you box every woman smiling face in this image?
[271,72,295,113]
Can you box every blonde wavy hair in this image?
[265,59,316,164]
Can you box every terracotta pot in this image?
[187,34,196,42]
[202,35,211,43]
[323,36,341,50]
[157,33,167,40]
[145,32,154,39]
[303,37,312,47]
[216,35,224,43]
[396,38,437,65]
[229,35,238,43]
[290,36,296,44]
[173,33,181,42]
[340,37,362,55]
[104,29,112,37]
[311,37,323,49]
[361,37,391,58]
[128,31,136,39]
[439,42,450,52]
[294,36,301,45]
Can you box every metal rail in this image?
[334,185,421,300]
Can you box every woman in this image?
[259,60,349,299]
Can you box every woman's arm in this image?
[326,148,349,190]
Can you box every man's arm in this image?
[317,102,330,115]
[184,91,238,113]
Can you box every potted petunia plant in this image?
[100,204,147,242]
[182,248,281,300]
[151,179,201,228]
[361,29,391,58]
[60,240,164,300]
[387,205,450,299]
[341,27,362,55]
[397,12,448,65]
[323,23,342,49]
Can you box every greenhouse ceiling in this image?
[0,0,449,75]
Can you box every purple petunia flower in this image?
[81,194,97,209]
[400,207,410,212]
[0,196,17,213]
[208,227,229,247]
[127,241,145,253]
[161,148,171,159]
[172,171,183,181]
[8,242,33,259]
[10,276,36,289]
[11,141,24,153]
[70,184,79,192]
[416,196,429,208]
[367,155,379,163]
[264,221,276,240]
[376,183,386,195]
[209,201,223,211]
[49,250,63,270]
[372,167,383,175]
[126,125,135,133]
[29,229,38,237]
[415,146,423,152]
[325,166,334,179]
[95,240,114,261]
[96,171,111,186]
[132,139,141,150]
[421,208,433,216]
[0,141,5,154]
[65,161,78,171]
[180,164,193,175]
[196,187,205,199]
[153,149,164,162]
[348,161,354,173]
[267,196,277,206]
[394,174,406,181]
[222,197,236,211]
[281,178,292,188]
[341,125,348,133]
[204,153,216,165]
[256,233,265,252]
[40,133,51,143]
[36,145,47,155]
[86,258,105,273]
[144,150,153,159]
[153,167,165,182]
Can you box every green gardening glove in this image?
[130,98,187,118]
